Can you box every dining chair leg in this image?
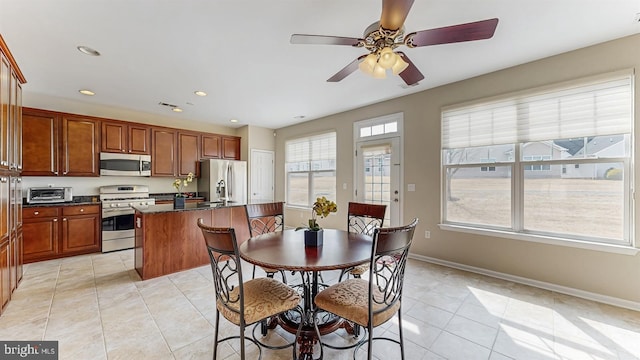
[398,307,405,360]
[213,310,220,360]
[240,322,246,360]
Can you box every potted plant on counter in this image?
[296,196,337,247]
[172,172,194,209]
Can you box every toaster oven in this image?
[27,187,73,204]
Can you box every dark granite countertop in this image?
[23,195,100,208]
[133,200,245,214]
[150,193,205,202]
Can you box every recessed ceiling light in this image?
[79,89,95,96]
[172,108,183,113]
[230,119,239,123]
[194,91,207,97]
[77,45,100,56]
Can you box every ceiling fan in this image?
[290,0,498,86]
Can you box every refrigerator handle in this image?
[227,164,233,199]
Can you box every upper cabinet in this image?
[178,131,200,177]
[101,121,150,155]
[61,115,100,176]
[222,136,240,159]
[151,127,177,177]
[22,108,59,176]
[201,134,241,160]
[22,109,100,177]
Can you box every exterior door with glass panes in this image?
[355,137,400,226]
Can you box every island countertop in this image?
[133,201,245,214]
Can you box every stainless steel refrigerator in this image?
[198,159,248,204]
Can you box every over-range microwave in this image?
[100,153,151,176]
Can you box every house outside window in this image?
[285,132,337,208]
[441,71,633,247]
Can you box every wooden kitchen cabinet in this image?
[222,136,241,159]
[61,115,100,176]
[151,127,177,177]
[61,205,100,254]
[178,131,200,177]
[201,134,241,160]
[22,207,59,263]
[0,53,9,171]
[0,36,25,315]
[23,204,100,263]
[21,108,59,176]
[22,109,100,177]
[102,121,151,155]
[201,133,221,158]
[0,238,9,313]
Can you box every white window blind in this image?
[442,74,633,149]
[286,132,336,170]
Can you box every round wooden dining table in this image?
[238,228,373,358]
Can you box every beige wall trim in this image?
[410,254,640,312]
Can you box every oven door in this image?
[102,208,135,251]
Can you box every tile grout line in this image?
[92,253,110,359]
[40,262,62,342]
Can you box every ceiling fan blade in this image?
[396,52,424,86]
[327,55,367,82]
[406,18,499,47]
[380,0,415,30]
[290,34,362,46]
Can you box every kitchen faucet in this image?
[216,180,226,200]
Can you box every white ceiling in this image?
[1,0,639,129]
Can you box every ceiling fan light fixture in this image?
[391,55,409,75]
[372,64,387,79]
[358,53,377,75]
[377,47,396,69]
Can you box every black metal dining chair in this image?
[338,202,387,282]
[197,218,301,360]
[245,202,289,283]
[314,218,418,360]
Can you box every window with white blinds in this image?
[442,73,633,149]
[285,132,336,207]
[441,71,634,248]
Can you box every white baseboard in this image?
[409,253,640,312]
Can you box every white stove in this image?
[99,185,155,252]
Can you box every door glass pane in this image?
[445,166,512,228]
[361,144,391,224]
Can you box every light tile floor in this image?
[1,250,640,359]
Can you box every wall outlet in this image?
[424,230,431,239]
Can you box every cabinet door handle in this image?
[34,211,39,215]
[80,209,84,212]
[54,171,58,175]
[63,218,67,221]
[53,218,58,222]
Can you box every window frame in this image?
[440,71,635,254]
[285,131,337,209]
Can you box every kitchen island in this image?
[133,202,251,280]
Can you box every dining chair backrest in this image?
[246,202,285,237]
[197,219,245,316]
[347,202,387,236]
[367,218,418,322]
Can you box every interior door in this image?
[355,137,401,226]
[250,149,274,202]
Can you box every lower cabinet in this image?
[0,238,9,313]
[23,205,101,263]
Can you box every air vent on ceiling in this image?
[158,102,179,108]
